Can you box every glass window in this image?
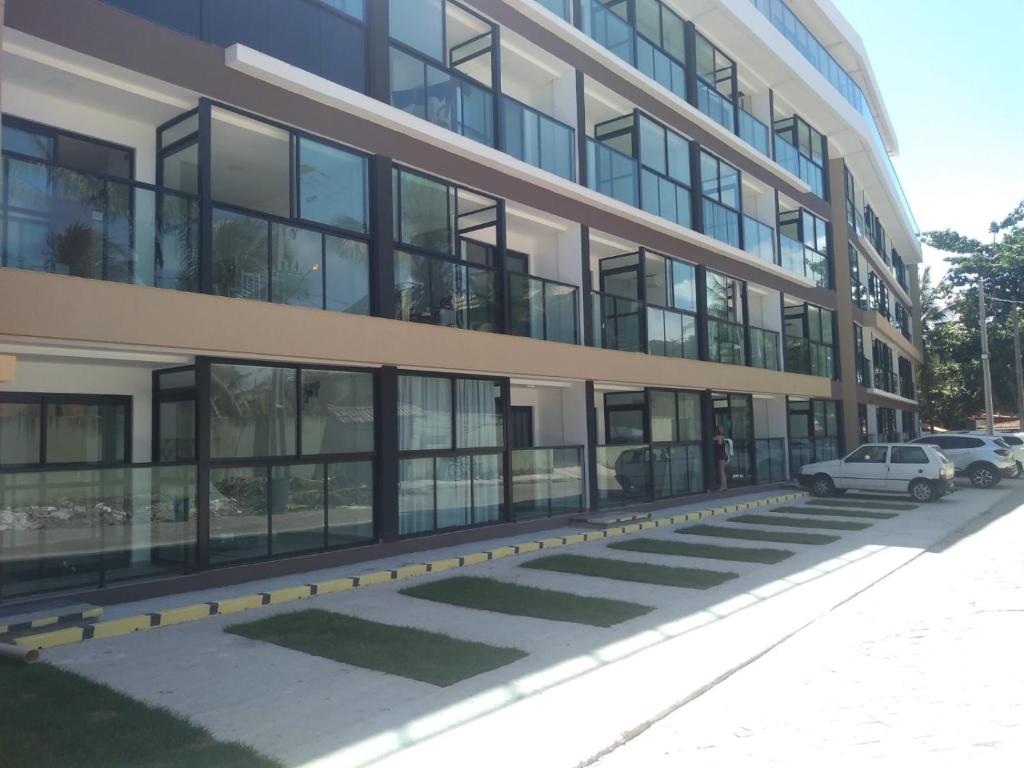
[677,392,701,441]
[2,122,53,160]
[891,446,928,464]
[160,143,199,195]
[158,399,195,462]
[301,369,374,455]
[395,169,452,254]
[45,402,126,465]
[390,0,444,62]
[645,252,669,306]
[845,446,888,464]
[638,116,666,175]
[327,460,374,545]
[0,402,41,465]
[211,208,269,300]
[399,457,436,534]
[325,236,370,315]
[399,376,452,451]
[57,134,132,179]
[209,466,268,563]
[650,391,677,443]
[297,137,367,232]
[456,379,503,449]
[210,364,297,458]
[270,464,325,555]
[672,260,696,311]
[666,132,690,183]
[271,224,323,309]
[211,108,290,217]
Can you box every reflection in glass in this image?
[399,376,452,451]
[45,402,126,465]
[301,369,374,455]
[0,403,41,465]
[211,364,297,458]
[325,236,370,314]
[327,461,374,545]
[271,224,322,309]
[209,466,268,563]
[211,208,268,301]
[297,136,367,232]
[270,464,326,555]
[399,457,435,535]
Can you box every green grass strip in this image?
[774,505,897,520]
[401,576,653,627]
[227,609,525,687]
[680,523,840,545]
[812,498,916,511]
[608,538,793,564]
[521,553,738,589]
[728,513,871,531]
[0,657,279,768]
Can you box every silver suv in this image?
[912,434,1015,488]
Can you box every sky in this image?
[831,0,1024,284]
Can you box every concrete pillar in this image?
[828,156,860,452]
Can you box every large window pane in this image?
[638,116,666,174]
[209,466,268,563]
[211,208,269,300]
[327,461,374,545]
[671,260,697,311]
[472,454,502,524]
[211,364,297,458]
[650,391,677,443]
[395,169,452,254]
[399,457,435,535]
[399,376,452,451]
[160,143,198,195]
[436,455,471,529]
[270,464,325,555]
[301,369,374,455]
[297,137,367,232]
[677,392,701,441]
[390,0,444,61]
[456,379,502,449]
[271,224,323,309]
[645,252,668,306]
[210,109,290,217]
[323,236,369,315]
[158,399,195,462]
[45,402,126,465]
[0,403,41,465]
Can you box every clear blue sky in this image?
[832,0,1024,282]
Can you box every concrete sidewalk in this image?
[42,483,1019,768]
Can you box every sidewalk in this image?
[41,483,1019,768]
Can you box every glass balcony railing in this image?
[788,436,840,477]
[773,135,824,197]
[1,153,199,291]
[586,138,639,207]
[511,446,584,521]
[738,107,770,156]
[754,437,787,483]
[394,250,499,333]
[508,272,579,344]
[390,46,494,147]
[592,290,643,353]
[0,464,197,600]
[702,198,740,248]
[583,0,634,64]
[750,325,780,370]
[697,80,735,132]
[641,168,692,228]
[708,317,746,366]
[596,442,705,508]
[784,336,834,378]
[779,233,829,287]
[742,214,776,263]
[501,96,576,181]
[780,233,805,277]
[727,439,756,487]
[646,304,699,360]
[535,0,571,22]
[651,443,705,499]
[636,36,687,100]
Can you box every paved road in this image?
[593,492,1024,767]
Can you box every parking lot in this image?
[39,482,1019,768]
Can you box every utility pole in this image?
[1015,304,1024,431]
[979,282,995,435]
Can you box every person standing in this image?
[712,427,728,491]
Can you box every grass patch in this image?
[680,523,840,545]
[521,554,738,589]
[226,609,525,687]
[401,576,652,627]
[728,513,870,531]
[774,505,897,520]
[608,538,793,564]
[0,657,279,768]
[813,498,915,511]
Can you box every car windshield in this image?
[1001,435,1023,445]
[995,438,1010,448]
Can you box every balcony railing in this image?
[773,135,824,197]
[697,80,735,132]
[754,437,787,483]
[780,233,829,287]
[738,107,770,156]
[742,214,776,263]
[511,446,584,520]
[788,436,840,477]
[702,198,740,248]
[596,442,705,508]
[750,326,780,370]
[0,463,197,600]
[394,250,499,333]
[646,304,699,360]
[583,0,634,64]
[535,0,571,21]
[1,153,199,291]
[390,46,494,147]
[641,168,692,228]
[586,138,639,207]
[637,35,687,100]
[592,290,643,353]
[707,317,746,366]
[501,96,576,181]
[784,336,834,378]
[508,272,580,344]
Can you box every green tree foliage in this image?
[923,201,1024,427]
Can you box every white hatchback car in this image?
[798,443,955,502]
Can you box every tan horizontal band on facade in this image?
[0,270,834,398]
[9,492,807,652]
[859,308,924,364]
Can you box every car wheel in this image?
[909,478,935,503]
[969,463,1000,489]
[811,474,834,497]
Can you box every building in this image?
[0,0,922,604]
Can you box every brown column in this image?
[828,157,860,450]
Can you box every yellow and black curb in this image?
[6,492,806,652]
